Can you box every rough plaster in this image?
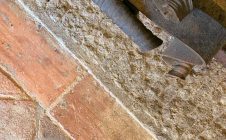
[19,0,226,139]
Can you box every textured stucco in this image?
[19,0,226,139]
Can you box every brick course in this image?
[0,0,154,139]
[51,76,153,140]
[0,1,81,106]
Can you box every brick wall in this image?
[0,1,154,139]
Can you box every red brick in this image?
[38,116,71,140]
[0,70,29,100]
[0,100,36,140]
[0,1,82,106]
[51,76,153,140]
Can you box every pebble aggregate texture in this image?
[20,0,226,139]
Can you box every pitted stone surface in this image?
[20,0,226,139]
[0,100,36,140]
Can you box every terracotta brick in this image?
[0,70,29,100]
[0,1,82,106]
[0,100,36,140]
[38,116,71,140]
[51,76,153,140]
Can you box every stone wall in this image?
[19,0,226,139]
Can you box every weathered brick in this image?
[0,1,83,106]
[38,116,71,140]
[51,76,153,140]
[0,100,36,140]
[0,70,28,100]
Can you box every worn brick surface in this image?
[0,70,28,99]
[0,1,156,139]
[38,116,71,140]
[21,0,226,139]
[0,0,82,106]
[0,100,36,140]
[52,76,153,140]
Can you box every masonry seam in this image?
[15,1,158,139]
[48,73,87,111]
[0,65,44,105]
[45,111,75,140]
[0,65,27,95]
